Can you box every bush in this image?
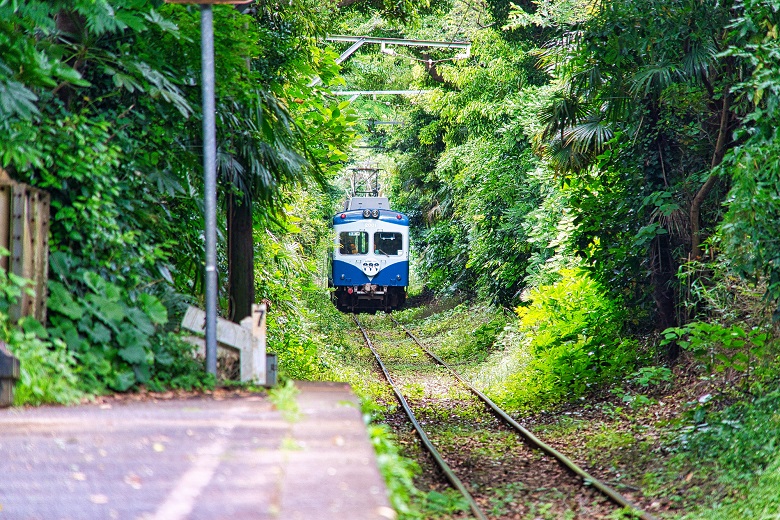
[46,251,211,394]
[367,421,422,519]
[487,268,638,411]
[5,316,84,406]
[677,388,780,476]
[0,259,83,406]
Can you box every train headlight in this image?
[371,209,379,218]
[340,213,346,219]
[362,209,371,218]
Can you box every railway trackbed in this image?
[355,314,656,520]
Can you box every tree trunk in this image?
[421,53,446,84]
[227,192,255,322]
[690,91,730,258]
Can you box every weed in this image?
[280,435,302,451]
[367,421,424,519]
[420,489,469,517]
[487,482,524,516]
[268,379,301,422]
[585,429,638,467]
[692,453,780,519]
[0,261,82,405]
[402,381,425,400]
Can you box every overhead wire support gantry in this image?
[309,35,471,90]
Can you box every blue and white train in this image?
[329,196,409,312]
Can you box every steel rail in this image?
[390,316,659,520]
[353,316,488,520]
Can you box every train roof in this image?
[344,196,390,210]
[333,209,409,226]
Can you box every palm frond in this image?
[565,112,613,154]
[631,62,681,97]
[681,43,717,82]
[539,91,588,141]
[215,89,314,214]
[543,131,592,173]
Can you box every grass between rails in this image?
[310,292,780,519]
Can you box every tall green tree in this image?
[520,0,746,329]
[718,0,780,315]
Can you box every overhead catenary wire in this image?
[406,0,475,107]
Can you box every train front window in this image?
[374,232,403,256]
[339,231,368,255]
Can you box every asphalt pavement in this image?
[0,381,394,520]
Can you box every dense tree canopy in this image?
[0,0,355,392]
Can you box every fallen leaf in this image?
[377,506,397,519]
[124,473,142,490]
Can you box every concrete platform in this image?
[0,381,394,520]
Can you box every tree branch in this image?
[690,90,730,257]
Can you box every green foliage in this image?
[487,268,638,410]
[420,489,470,517]
[0,264,83,406]
[611,366,673,410]
[660,322,770,384]
[386,29,551,304]
[268,379,302,422]
[718,0,780,313]
[406,303,507,364]
[0,253,80,404]
[468,315,507,358]
[256,191,332,380]
[367,421,423,519]
[5,317,83,406]
[0,0,355,398]
[677,388,780,483]
[46,251,211,393]
[145,332,215,393]
[632,366,674,388]
[695,453,780,519]
[559,157,654,314]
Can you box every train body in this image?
[329,196,409,312]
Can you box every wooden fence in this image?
[0,169,50,323]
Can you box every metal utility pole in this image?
[166,0,252,377]
[200,4,218,376]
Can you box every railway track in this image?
[355,314,656,520]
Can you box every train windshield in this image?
[339,231,368,255]
[374,232,403,256]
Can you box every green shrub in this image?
[661,322,770,389]
[677,388,780,480]
[46,251,211,394]
[267,315,324,380]
[367,421,422,519]
[5,316,84,406]
[145,332,215,392]
[488,268,638,411]
[0,258,83,406]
